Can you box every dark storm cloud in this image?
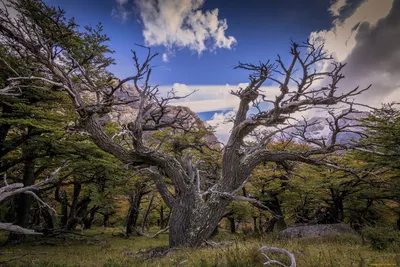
[342,0,400,104]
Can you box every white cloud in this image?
[116,0,128,4]
[328,0,348,17]
[162,53,169,62]
[135,0,237,55]
[206,110,236,144]
[161,83,280,113]
[112,4,131,23]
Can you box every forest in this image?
[0,0,399,266]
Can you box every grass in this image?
[0,228,399,267]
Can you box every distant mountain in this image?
[301,110,369,145]
[97,84,220,147]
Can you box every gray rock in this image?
[278,224,357,239]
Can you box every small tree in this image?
[356,104,400,229]
[0,0,370,247]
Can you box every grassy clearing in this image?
[0,228,399,267]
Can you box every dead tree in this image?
[0,0,370,247]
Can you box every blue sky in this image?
[45,0,399,142]
[47,0,334,85]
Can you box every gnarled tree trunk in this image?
[168,192,229,247]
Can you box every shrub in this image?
[361,226,400,251]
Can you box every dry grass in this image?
[0,228,399,266]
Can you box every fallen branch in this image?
[0,223,43,235]
[259,245,296,267]
[133,226,169,238]
[202,239,232,248]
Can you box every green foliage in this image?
[361,226,400,251]
[358,104,400,161]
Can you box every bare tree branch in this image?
[259,245,296,267]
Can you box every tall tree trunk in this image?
[74,197,91,229]
[15,152,35,227]
[333,196,344,223]
[126,193,142,235]
[141,193,155,232]
[60,190,68,228]
[83,206,99,229]
[262,196,287,231]
[9,148,35,242]
[64,182,91,231]
[64,182,81,231]
[329,189,345,223]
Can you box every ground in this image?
[0,228,399,266]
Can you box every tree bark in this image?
[331,189,344,223]
[168,192,228,247]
